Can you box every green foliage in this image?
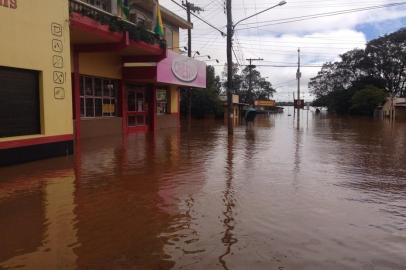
[326,88,356,115]
[309,28,406,115]
[350,86,387,116]
[222,64,276,104]
[181,66,224,119]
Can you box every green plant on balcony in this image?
[70,1,166,48]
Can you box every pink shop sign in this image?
[157,50,207,88]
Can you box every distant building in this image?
[220,95,248,125]
[378,98,406,121]
[254,100,283,113]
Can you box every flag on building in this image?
[117,0,129,19]
[153,0,164,37]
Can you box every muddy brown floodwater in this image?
[1,111,406,270]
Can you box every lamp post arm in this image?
[233,1,287,30]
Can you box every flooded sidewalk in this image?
[1,113,406,270]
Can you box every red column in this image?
[120,80,127,135]
[151,84,157,132]
[73,51,81,141]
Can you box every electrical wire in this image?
[236,2,406,30]
[169,0,227,36]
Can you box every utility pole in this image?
[225,0,286,134]
[246,58,263,105]
[182,1,203,123]
[296,48,301,105]
[226,0,233,134]
[296,48,301,129]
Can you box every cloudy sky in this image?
[160,0,406,101]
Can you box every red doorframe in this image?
[124,85,151,133]
[120,80,128,134]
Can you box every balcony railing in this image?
[69,0,166,48]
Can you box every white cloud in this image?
[160,0,406,101]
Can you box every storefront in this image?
[0,0,206,165]
[69,0,205,139]
[122,50,206,132]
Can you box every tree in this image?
[309,62,340,99]
[310,28,406,114]
[350,86,387,116]
[365,28,406,97]
[223,64,276,104]
[182,65,223,118]
[222,63,243,95]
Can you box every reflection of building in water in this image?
[0,168,77,270]
[72,128,209,269]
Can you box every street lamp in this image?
[205,59,220,63]
[192,51,200,57]
[194,55,211,59]
[233,1,287,30]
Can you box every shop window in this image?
[157,89,169,114]
[80,76,118,118]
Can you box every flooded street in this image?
[1,111,406,270]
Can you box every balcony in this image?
[69,0,166,50]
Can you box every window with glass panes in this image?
[80,76,118,118]
[157,89,169,114]
[164,26,173,49]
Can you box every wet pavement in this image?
[1,110,406,270]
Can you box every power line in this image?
[212,64,324,67]
[236,2,406,30]
[169,0,227,36]
[232,47,241,65]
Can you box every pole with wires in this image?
[182,1,203,124]
[297,48,301,106]
[226,0,233,134]
[247,58,264,105]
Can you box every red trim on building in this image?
[127,125,149,133]
[0,134,74,150]
[70,13,121,42]
[70,13,164,57]
[122,54,165,63]
[122,67,157,82]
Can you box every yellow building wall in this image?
[166,26,180,113]
[170,86,179,114]
[0,0,73,141]
[73,52,122,79]
[172,30,180,53]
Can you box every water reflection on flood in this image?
[1,111,406,270]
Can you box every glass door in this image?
[127,86,148,129]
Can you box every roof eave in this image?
[160,6,193,29]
